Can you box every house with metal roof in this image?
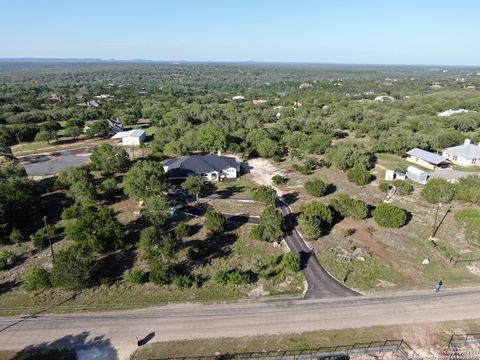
[406,166,429,184]
[111,129,146,146]
[163,154,239,181]
[406,148,449,170]
[442,139,480,167]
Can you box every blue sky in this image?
[1,0,479,65]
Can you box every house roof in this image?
[111,129,146,139]
[407,148,447,165]
[444,143,480,159]
[163,154,237,178]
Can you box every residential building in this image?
[406,148,449,170]
[437,109,470,117]
[163,154,239,181]
[111,129,146,146]
[374,95,395,102]
[442,139,480,167]
[232,95,245,100]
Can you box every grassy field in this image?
[130,319,480,359]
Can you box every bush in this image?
[304,178,329,197]
[204,209,226,234]
[213,270,228,285]
[372,203,407,228]
[392,180,414,195]
[346,166,372,185]
[226,270,250,285]
[100,178,118,198]
[299,201,333,240]
[0,250,14,270]
[250,205,284,242]
[252,186,277,205]
[455,208,480,244]
[339,228,355,237]
[149,263,172,285]
[421,179,456,204]
[175,221,191,239]
[51,249,97,290]
[330,194,369,220]
[281,252,301,272]
[455,175,480,205]
[172,274,197,289]
[272,175,288,185]
[9,229,23,244]
[124,269,147,284]
[24,267,52,290]
[379,181,389,193]
[31,225,55,248]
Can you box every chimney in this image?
[464,139,471,145]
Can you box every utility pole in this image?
[43,216,55,262]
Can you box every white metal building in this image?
[111,129,146,146]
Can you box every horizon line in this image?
[1,57,480,68]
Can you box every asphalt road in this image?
[1,287,480,359]
[278,198,360,299]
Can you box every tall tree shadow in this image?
[11,331,118,360]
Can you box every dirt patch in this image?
[245,158,285,194]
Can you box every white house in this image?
[232,95,245,100]
[163,154,239,182]
[406,148,449,170]
[111,129,146,146]
[374,95,395,102]
[442,139,480,167]
[437,109,470,117]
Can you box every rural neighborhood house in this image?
[163,154,239,181]
[442,139,480,166]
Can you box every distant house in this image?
[442,139,480,167]
[163,154,239,182]
[111,129,146,146]
[252,99,267,105]
[432,82,446,89]
[299,83,313,89]
[107,119,124,134]
[437,109,470,117]
[406,166,429,184]
[374,95,395,102]
[232,95,245,100]
[406,148,449,170]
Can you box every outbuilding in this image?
[111,129,146,146]
[406,166,429,184]
[406,148,449,170]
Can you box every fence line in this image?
[152,339,421,360]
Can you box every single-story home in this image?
[437,109,470,117]
[406,166,429,184]
[111,129,146,146]
[406,148,449,170]
[442,139,480,167]
[163,154,239,181]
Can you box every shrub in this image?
[299,201,333,240]
[250,206,283,242]
[0,250,14,270]
[31,225,55,248]
[226,271,250,285]
[51,249,97,290]
[330,194,369,220]
[421,179,455,204]
[100,178,118,198]
[346,166,372,185]
[339,228,354,237]
[24,267,52,290]
[379,181,389,193]
[213,270,228,285]
[252,186,277,205]
[9,229,23,244]
[304,178,329,197]
[393,180,414,195]
[281,252,301,272]
[455,208,480,244]
[124,269,147,284]
[204,209,226,234]
[172,274,197,289]
[372,203,407,228]
[149,263,172,285]
[455,175,480,205]
[272,175,288,185]
[175,221,191,239]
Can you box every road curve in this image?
[1,287,480,359]
[278,198,360,299]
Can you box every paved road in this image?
[1,287,480,359]
[278,198,360,299]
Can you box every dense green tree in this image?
[330,194,369,220]
[299,201,333,240]
[141,196,170,227]
[421,179,456,204]
[250,205,283,242]
[372,203,407,228]
[204,209,226,234]
[90,143,130,173]
[24,267,52,290]
[455,175,480,205]
[181,176,206,202]
[252,186,277,205]
[65,205,124,254]
[51,248,97,290]
[85,120,109,138]
[327,142,376,171]
[195,124,228,152]
[346,166,372,185]
[139,226,178,262]
[304,178,329,197]
[281,252,301,272]
[123,160,169,199]
[35,130,57,144]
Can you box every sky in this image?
[1,0,479,65]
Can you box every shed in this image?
[111,129,146,146]
[406,166,429,184]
